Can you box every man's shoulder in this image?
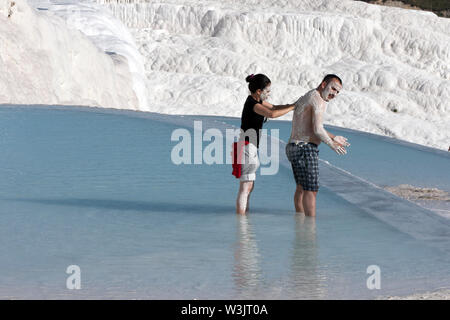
[295,89,325,112]
[306,88,320,99]
[296,89,313,104]
[306,89,325,107]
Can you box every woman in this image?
[234,74,295,214]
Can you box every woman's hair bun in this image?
[245,73,271,93]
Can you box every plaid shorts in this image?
[285,142,319,191]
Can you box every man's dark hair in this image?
[322,74,342,86]
[246,73,271,93]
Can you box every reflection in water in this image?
[232,214,327,299]
[232,215,262,297]
[288,214,327,299]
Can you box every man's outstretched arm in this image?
[311,101,347,155]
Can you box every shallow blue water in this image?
[198,115,450,192]
[0,106,449,299]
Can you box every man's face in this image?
[320,79,342,102]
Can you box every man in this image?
[286,74,350,217]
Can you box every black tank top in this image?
[240,95,265,148]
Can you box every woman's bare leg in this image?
[246,182,255,213]
[236,181,254,215]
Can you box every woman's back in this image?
[241,95,265,147]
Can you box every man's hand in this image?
[331,143,347,155]
[333,136,350,147]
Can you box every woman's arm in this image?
[262,100,297,111]
[253,103,294,119]
[262,101,274,109]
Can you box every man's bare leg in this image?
[294,184,304,213]
[236,181,254,215]
[302,190,317,217]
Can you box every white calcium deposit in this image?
[100,0,450,150]
[0,0,144,109]
[1,0,449,150]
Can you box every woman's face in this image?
[259,84,271,101]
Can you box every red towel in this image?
[231,141,250,178]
